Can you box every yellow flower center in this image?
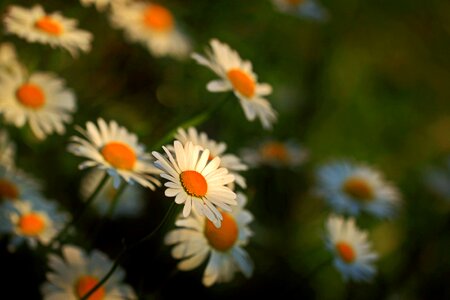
[0,179,19,201]
[18,213,45,236]
[227,69,256,98]
[35,16,63,36]
[101,142,137,170]
[75,276,105,300]
[342,177,374,201]
[204,212,239,251]
[16,83,46,109]
[261,142,289,162]
[180,170,207,197]
[335,241,356,263]
[143,4,174,32]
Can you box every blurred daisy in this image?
[0,70,76,140]
[4,5,93,57]
[41,244,136,299]
[316,161,401,219]
[325,215,378,282]
[80,169,145,218]
[0,130,16,169]
[192,39,277,129]
[0,43,25,77]
[175,127,248,189]
[241,139,308,168]
[165,192,253,286]
[80,0,112,11]
[68,118,161,190]
[152,140,236,227]
[272,0,329,21]
[0,165,42,203]
[0,198,67,251]
[110,1,190,59]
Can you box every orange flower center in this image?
[75,276,105,300]
[335,241,356,263]
[204,212,239,251]
[101,142,137,170]
[261,142,289,162]
[34,16,63,36]
[143,4,174,32]
[16,83,46,109]
[227,69,256,98]
[180,170,207,197]
[0,179,19,201]
[18,213,45,236]
[342,177,374,201]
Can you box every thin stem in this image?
[80,202,178,300]
[47,173,110,249]
[106,181,128,218]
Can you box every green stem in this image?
[47,173,110,250]
[106,181,128,218]
[80,202,178,300]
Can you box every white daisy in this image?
[80,0,112,11]
[272,0,329,21]
[165,192,253,286]
[4,5,93,57]
[0,130,16,169]
[325,215,378,282]
[110,1,191,59]
[192,39,277,129]
[241,139,308,168]
[0,198,67,251]
[316,161,401,219]
[0,69,77,140]
[80,169,145,218]
[0,165,43,203]
[68,118,161,190]
[41,244,136,300]
[175,127,248,189]
[152,140,236,227]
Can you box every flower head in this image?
[325,215,378,282]
[41,244,136,299]
[192,39,277,129]
[0,165,43,203]
[152,140,236,227]
[68,118,161,190]
[165,193,253,286]
[4,5,93,57]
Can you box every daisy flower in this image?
[241,139,308,168]
[192,39,277,129]
[152,140,236,227]
[175,127,248,188]
[80,169,145,218]
[68,118,161,190]
[0,198,67,251]
[0,165,43,203]
[325,215,378,282]
[316,161,401,219]
[0,69,76,140]
[0,130,16,169]
[110,1,191,59]
[4,5,93,57]
[80,0,112,11]
[272,0,329,21]
[165,192,254,286]
[41,244,136,299]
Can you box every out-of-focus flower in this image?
[4,5,93,57]
[41,244,136,299]
[0,43,25,78]
[192,39,277,129]
[0,198,67,251]
[0,130,16,169]
[80,169,145,218]
[110,1,190,59]
[0,165,42,203]
[316,161,401,219]
[0,70,76,140]
[152,140,236,227]
[272,0,329,21]
[175,127,248,189]
[80,0,112,11]
[241,139,308,168]
[68,118,161,190]
[325,215,378,282]
[165,193,253,286]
